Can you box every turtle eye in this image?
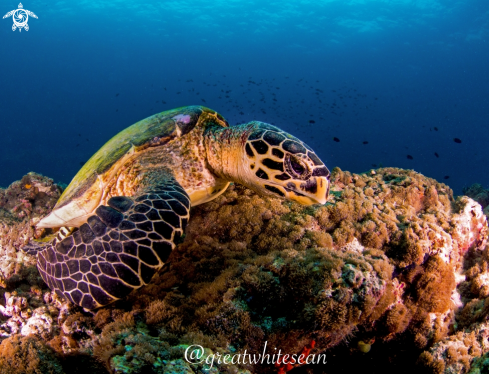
[291,158,305,175]
[285,154,311,180]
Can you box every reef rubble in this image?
[0,168,488,374]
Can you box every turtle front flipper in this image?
[37,177,190,310]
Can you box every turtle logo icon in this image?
[3,3,37,32]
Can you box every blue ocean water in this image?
[0,0,487,195]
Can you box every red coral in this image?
[275,340,316,374]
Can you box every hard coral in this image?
[0,172,62,223]
[0,168,487,374]
[0,334,64,374]
[0,173,62,281]
[418,322,489,374]
[418,241,489,373]
[120,167,484,370]
[463,184,489,210]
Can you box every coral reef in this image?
[0,334,63,374]
[0,172,62,282]
[418,321,489,374]
[418,242,489,374]
[463,183,489,216]
[0,169,488,373]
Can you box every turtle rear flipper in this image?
[37,176,190,310]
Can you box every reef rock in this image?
[0,168,488,374]
[0,173,62,283]
[463,183,489,213]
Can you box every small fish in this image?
[434,152,439,158]
[362,141,368,145]
[444,176,450,179]
[115,93,119,97]
[407,155,413,160]
[454,138,462,143]
[79,161,85,166]
[333,137,340,142]
[309,120,315,124]
[434,127,438,131]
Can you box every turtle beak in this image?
[283,175,330,205]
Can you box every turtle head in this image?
[206,121,330,205]
[239,122,330,205]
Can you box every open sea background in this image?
[0,0,487,195]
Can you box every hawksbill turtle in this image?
[29,106,330,310]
